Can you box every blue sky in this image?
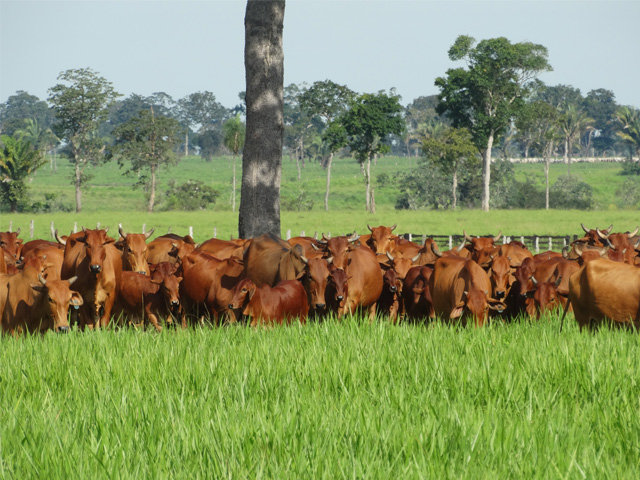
[1,0,639,108]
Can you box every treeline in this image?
[1,35,639,214]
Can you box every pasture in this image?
[1,315,639,478]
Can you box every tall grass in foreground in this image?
[1,314,639,479]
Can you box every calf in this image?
[228,278,308,326]
[402,266,434,321]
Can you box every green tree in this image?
[582,89,617,156]
[299,79,354,210]
[340,91,405,213]
[239,0,285,238]
[14,118,59,170]
[0,135,46,212]
[0,91,53,137]
[177,91,228,157]
[422,127,477,209]
[48,68,119,212]
[558,104,593,175]
[615,107,640,160]
[111,107,181,212]
[435,35,551,211]
[222,115,246,213]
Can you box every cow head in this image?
[327,266,349,312]
[32,275,83,333]
[489,255,513,299]
[0,230,23,263]
[460,231,501,268]
[155,272,182,315]
[229,278,257,313]
[451,288,505,326]
[366,224,397,255]
[78,228,114,274]
[119,227,154,274]
[302,257,333,311]
[412,239,442,266]
[530,275,562,318]
[513,257,536,297]
[315,233,359,269]
[382,267,401,296]
[577,223,612,247]
[382,251,414,280]
[168,240,196,263]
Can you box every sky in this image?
[1,0,639,108]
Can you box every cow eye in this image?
[241,288,247,292]
[48,297,55,303]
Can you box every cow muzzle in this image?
[315,303,326,310]
[495,290,505,299]
[337,295,343,301]
[57,326,70,334]
[90,264,102,273]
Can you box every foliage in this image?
[0,135,47,212]
[615,106,640,157]
[620,159,640,176]
[222,115,245,155]
[194,129,223,161]
[549,175,594,209]
[615,178,640,208]
[0,90,53,137]
[14,118,59,154]
[177,91,228,132]
[161,179,219,211]
[281,182,314,211]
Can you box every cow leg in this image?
[367,303,377,322]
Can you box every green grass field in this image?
[1,315,639,479]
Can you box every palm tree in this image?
[14,118,59,170]
[558,105,593,175]
[615,107,640,160]
[222,115,245,213]
[0,135,46,212]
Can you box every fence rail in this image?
[3,220,581,253]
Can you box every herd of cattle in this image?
[1,223,640,334]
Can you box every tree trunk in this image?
[563,137,568,166]
[544,142,551,210]
[148,163,157,212]
[232,154,237,213]
[184,130,189,156]
[365,156,371,212]
[452,168,458,210]
[238,0,285,239]
[567,139,572,176]
[74,160,82,213]
[295,147,301,181]
[481,131,494,212]
[324,151,333,211]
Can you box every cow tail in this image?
[559,297,571,333]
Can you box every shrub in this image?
[615,178,640,208]
[282,183,314,211]
[549,175,594,209]
[161,180,219,210]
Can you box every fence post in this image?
[8,221,12,232]
[520,236,525,245]
[314,232,318,240]
[213,227,217,238]
[286,229,291,240]
[408,233,412,242]
[301,230,305,237]
[73,222,77,233]
[448,235,453,250]
[535,236,539,253]
[548,237,552,251]
[168,226,172,233]
[189,226,193,238]
[142,224,146,234]
[50,221,55,239]
[96,222,100,229]
[30,219,34,239]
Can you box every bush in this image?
[281,183,314,211]
[28,193,73,213]
[161,180,219,210]
[549,175,594,209]
[620,160,640,176]
[615,178,640,208]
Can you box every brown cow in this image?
[412,239,443,267]
[301,257,334,315]
[576,223,613,246]
[117,226,154,274]
[366,224,397,255]
[20,239,62,259]
[430,256,505,326]
[326,266,348,315]
[243,233,308,287]
[402,266,434,321]
[498,241,533,268]
[228,278,308,326]
[337,246,383,320]
[57,228,122,329]
[21,244,64,280]
[288,237,324,260]
[0,230,23,269]
[180,251,244,325]
[377,251,415,322]
[564,258,640,330]
[489,255,513,300]
[460,231,502,268]
[1,274,82,335]
[114,269,182,331]
[147,234,196,265]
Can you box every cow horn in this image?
[581,223,590,234]
[16,227,21,235]
[348,233,360,243]
[390,224,397,232]
[599,248,608,257]
[604,224,613,234]
[574,243,583,257]
[431,242,443,257]
[554,275,562,288]
[311,243,321,251]
[463,230,473,242]
[68,276,78,286]
[493,231,502,242]
[635,238,640,250]
[82,226,87,234]
[386,251,394,262]
[38,274,47,285]
[327,256,333,265]
[103,226,109,234]
[367,224,373,232]
[596,228,610,240]
[300,255,308,264]
[412,253,421,262]
[144,227,155,239]
[628,227,639,238]
[118,226,126,239]
[456,240,467,252]
[317,236,327,244]
[321,233,330,241]
[562,246,569,259]
[54,229,66,246]
[530,275,538,286]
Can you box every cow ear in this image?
[488,299,506,312]
[450,306,464,318]
[31,284,47,293]
[293,244,304,256]
[295,270,306,280]
[70,292,84,306]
